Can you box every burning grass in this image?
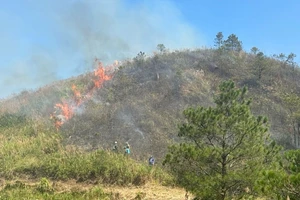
[50,60,116,130]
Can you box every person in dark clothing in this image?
[112,141,118,152]
[149,155,155,166]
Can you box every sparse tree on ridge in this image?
[251,47,259,55]
[277,53,286,62]
[273,52,296,68]
[286,53,297,68]
[254,51,267,80]
[157,44,166,53]
[223,34,242,52]
[214,32,224,49]
[134,51,146,65]
[164,80,276,199]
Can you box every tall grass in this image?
[0,120,173,186]
[0,180,111,200]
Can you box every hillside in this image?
[1,48,300,163]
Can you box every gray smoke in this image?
[0,0,204,99]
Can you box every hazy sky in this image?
[0,0,299,99]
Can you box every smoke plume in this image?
[0,0,203,99]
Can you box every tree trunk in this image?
[220,152,227,200]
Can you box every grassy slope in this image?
[0,119,177,199]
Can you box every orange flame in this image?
[51,59,117,130]
[71,84,82,105]
[50,114,64,131]
[55,102,73,120]
[93,61,113,88]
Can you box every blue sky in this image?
[0,0,299,99]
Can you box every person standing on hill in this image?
[124,142,130,156]
[149,155,155,166]
[112,141,118,153]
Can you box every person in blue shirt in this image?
[124,142,130,156]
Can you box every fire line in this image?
[50,59,118,130]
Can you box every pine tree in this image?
[214,32,224,49]
[254,51,266,80]
[250,47,259,55]
[223,34,242,52]
[282,93,300,148]
[164,80,275,199]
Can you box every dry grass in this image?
[0,178,189,200]
[103,182,189,200]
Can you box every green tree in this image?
[250,47,259,55]
[157,44,166,53]
[274,53,297,69]
[277,53,286,62]
[286,53,297,77]
[214,32,224,49]
[134,51,146,65]
[164,80,274,199]
[223,34,242,52]
[282,93,300,148]
[286,53,296,66]
[283,150,300,198]
[259,149,300,200]
[254,51,267,80]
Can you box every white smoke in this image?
[0,0,204,99]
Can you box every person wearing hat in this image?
[112,141,118,153]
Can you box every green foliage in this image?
[223,34,242,52]
[4,181,26,190]
[164,80,277,199]
[257,169,288,199]
[157,44,166,53]
[259,149,300,199]
[275,53,287,62]
[282,93,300,114]
[0,182,111,200]
[273,52,297,69]
[251,47,259,55]
[253,51,267,80]
[134,51,146,65]
[2,43,300,199]
[36,178,53,194]
[281,93,300,147]
[286,53,297,67]
[285,149,300,173]
[0,118,174,198]
[133,191,146,200]
[0,120,172,186]
[214,32,224,49]
[0,113,27,128]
